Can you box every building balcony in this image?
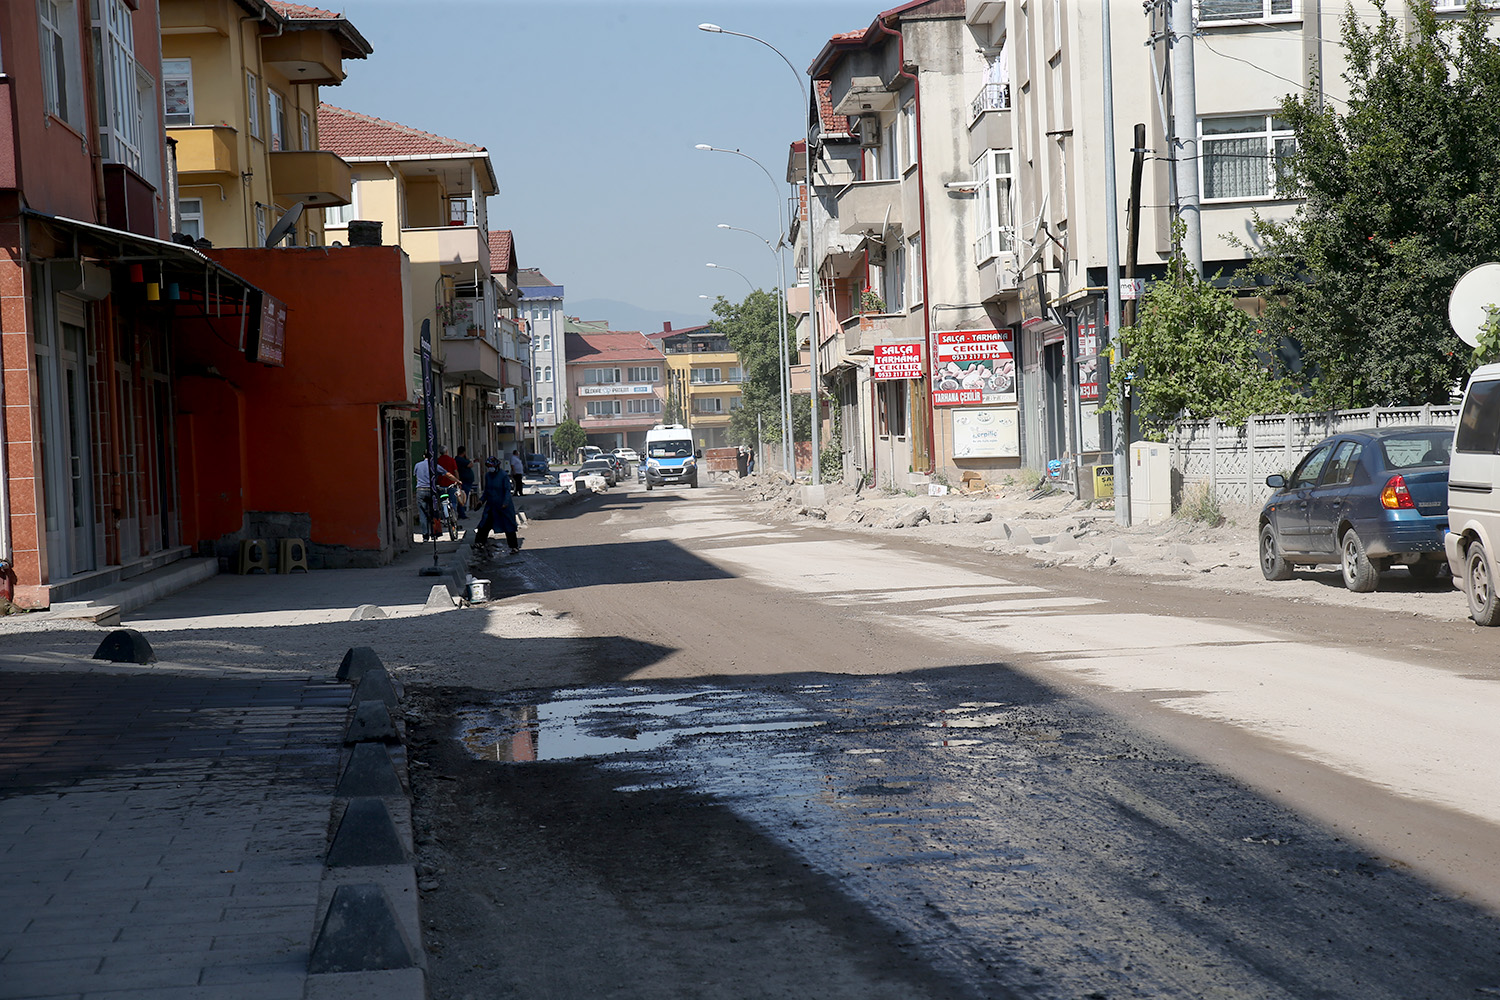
[440,333,500,388]
[965,0,1007,26]
[161,0,234,35]
[262,29,346,85]
[169,125,238,176]
[402,225,484,276]
[269,150,352,207]
[968,93,1013,152]
[834,179,903,236]
[839,312,910,356]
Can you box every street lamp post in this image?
[716,222,792,475]
[699,22,821,483]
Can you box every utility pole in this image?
[1170,0,1202,276]
[1102,0,1131,527]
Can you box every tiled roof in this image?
[488,231,515,274]
[565,331,665,364]
[644,324,712,340]
[817,80,852,135]
[269,1,339,17]
[317,103,485,159]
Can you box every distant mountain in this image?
[564,298,710,335]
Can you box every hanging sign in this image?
[872,342,923,380]
[932,329,1016,406]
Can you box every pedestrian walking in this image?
[474,456,521,552]
[510,449,525,496]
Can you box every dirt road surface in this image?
[404,479,1500,1000]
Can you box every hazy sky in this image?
[325,0,880,327]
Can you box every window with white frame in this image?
[162,59,192,126]
[584,367,620,384]
[39,0,79,125]
[534,365,542,382]
[543,365,552,382]
[268,89,287,151]
[973,150,1015,263]
[626,397,661,414]
[586,400,621,417]
[907,234,922,305]
[545,396,554,414]
[691,368,722,384]
[730,396,742,410]
[541,333,551,350]
[627,366,659,382]
[92,0,143,169]
[898,100,916,172]
[727,366,742,382]
[299,109,311,151]
[882,117,898,179]
[1197,0,1294,22]
[246,71,261,139]
[695,397,725,414]
[324,187,356,227]
[178,198,203,240]
[255,204,268,245]
[1200,114,1297,200]
[881,240,906,313]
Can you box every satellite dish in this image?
[1448,262,1500,348]
[264,202,305,248]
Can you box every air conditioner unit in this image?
[858,116,881,147]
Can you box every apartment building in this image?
[564,331,668,453]
[518,268,565,458]
[645,323,744,451]
[488,230,529,454]
[161,0,369,249]
[318,104,511,467]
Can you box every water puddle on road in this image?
[456,686,823,763]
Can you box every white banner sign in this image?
[951,407,1019,458]
[578,383,655,397]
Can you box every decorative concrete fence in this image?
[1169,404,1460,511]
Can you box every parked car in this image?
[1446,362,1500,624]
[1258,426,1451,592]
[524,453,549,476]
[577,458,617,487]
[613,447,639,465]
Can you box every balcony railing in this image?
[971,83,1011,121]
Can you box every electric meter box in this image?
[1129,441,1172,524]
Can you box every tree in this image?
[1247,2,1500,407]
[1115,222,1303,439]
[553,418,585,460]
[709,290,795,446]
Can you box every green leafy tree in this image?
[552,418,586,460]
[1246,2,1500,407]
[708,290,797,447]
[1115,223,1303,439]
[1474,304,1500,367]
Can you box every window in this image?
[246,71,261,140]
[691,368,721,384]
[533,365,542,382]
[268,89,287,150]
[626,397,661,415]
[39,0,76,123]
[882,240,906,313]
[898,100,916,172]
[163,59,192,126]
[1457,381,1500,454]
[1323,441,1362,487]
[1200,115,1296,200]
[973,150,1015,263]
[584,368,621,384]
[878,381,907,436]
[255,204,268,246]
[1198,0,1295,20]
[1291,445,1331,488]
[543,365,551,382]
[881,117,898,179]
[299,109,311,151]
[178,198,203,240]
[730,396,743,410]
[92,0,141,169]
[541,333,551,350]
[324,187,356,227]
[545,397,554,414]
[627,366,659,382]
[540,308,551,319]
[586,400,622,417]
[727,366,742,383]
[695,397,725,414]
[907,234,922,305]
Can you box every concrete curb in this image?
[42,556,218,624]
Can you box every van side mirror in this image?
[1265,474,1286,488]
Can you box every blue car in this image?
[1259,427,1451,591]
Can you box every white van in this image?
[1445,361,1500,625]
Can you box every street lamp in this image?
[717,222,793,475]
[705,261,755,293]
[699,22,822,484]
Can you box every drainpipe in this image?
[165,136,181,236]
[875,15,935,474]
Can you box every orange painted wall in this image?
[173,246,410,554]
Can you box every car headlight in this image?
[647,459,659,469]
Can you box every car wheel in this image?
[1258,523,1294,581]
[1407,559,1446,584]
[646,483,653,491]
[1465,541,1500,626]
[1340,528,1379,593]
[690,476,699,489]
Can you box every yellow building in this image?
[646,323,743,451]
[160,0,370,249]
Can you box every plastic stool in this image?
[278,537,309,574]
[236,538,271,574]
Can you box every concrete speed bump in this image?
[335,742,405,798]
[307,883,418,973]
[344,700,400,745]
[1050,533,1081,552]
[352,667,401,709]
[1004,523,1034,545]
[326,797,409,867]
[337,646,384,682]
[92,629,155,664]
[349,604,387,621]
[424,585,455,609]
